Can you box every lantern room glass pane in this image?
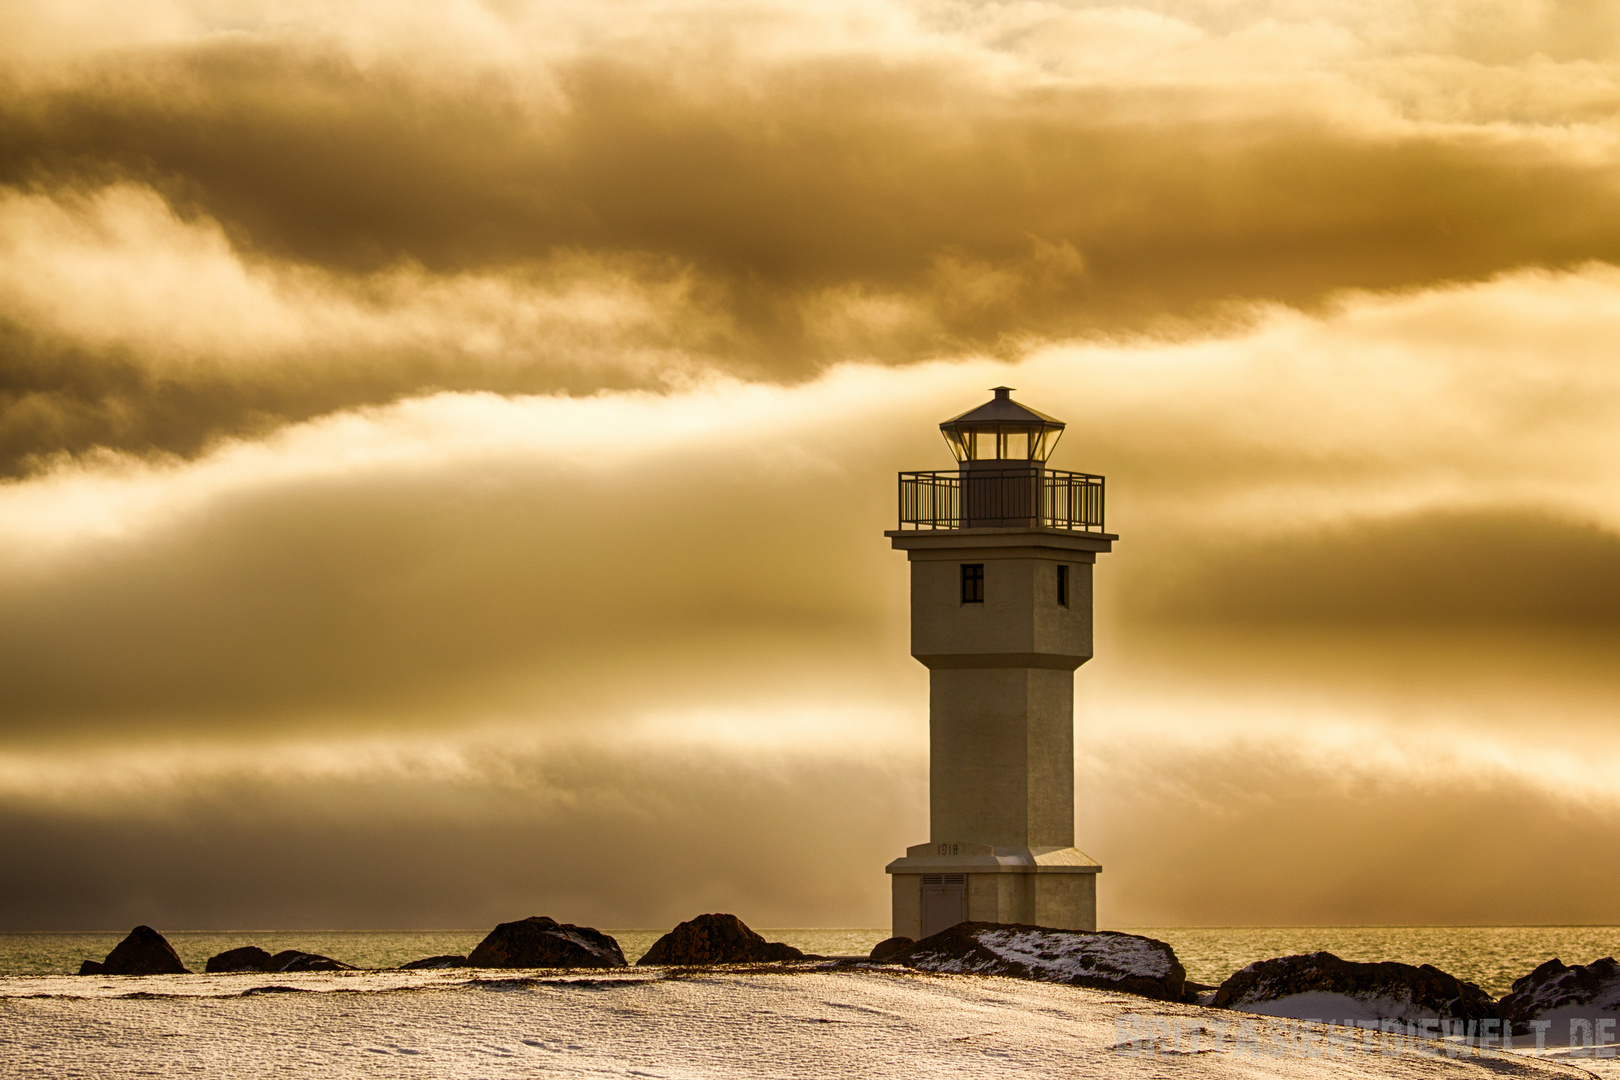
[1003,431,1029,459]
[1031,427,1062,461]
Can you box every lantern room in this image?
[939,387,1065,465]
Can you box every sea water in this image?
[0,929,887,978]
[1132,925,1620,996]
[4,926,1617,994]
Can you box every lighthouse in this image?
[885,387,1116,939]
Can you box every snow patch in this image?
[973,929,1173,982]
[1235,991,1426,1023]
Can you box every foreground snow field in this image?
[0,965,1607,1079]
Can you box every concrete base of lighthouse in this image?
[886,844,1100,940]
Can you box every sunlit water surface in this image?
[1127,926,1620,997]
[0,929,887,979]
[3,926,1616,995]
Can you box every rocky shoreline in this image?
[72,917,1620,1045]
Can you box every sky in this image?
[3,0,1620,933]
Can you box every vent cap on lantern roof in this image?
[939,387,1066,462]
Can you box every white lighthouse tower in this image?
[885,387,1115,940]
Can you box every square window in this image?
[1057,564,1069,607]
[961,563,984,604]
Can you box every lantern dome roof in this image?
[941,387,1064,430]
[938,387,1066,463]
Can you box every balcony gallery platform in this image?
[896,468,1108,533]
[886,526,1118,553]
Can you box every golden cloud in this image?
[4,1,1620,473]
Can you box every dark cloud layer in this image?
[0,323,389,476]
[0,752,923,931]
[6,726,1616,931]
[12,46,1618,315]
[1088,742,1620,926]
[0,313,691,480]
[1132,509,1620,625]
[0,420,909,736]
[6,34,1620,469]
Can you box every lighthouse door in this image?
[921,874,967,938]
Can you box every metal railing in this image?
[897,467,1105,532]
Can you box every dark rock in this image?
[1498,957,1620,1037]
[467,917,627,969]
[206,946,275,973]
[889,922,1185,1001]
[636,914,805,966]
[869,936,914,962]
[401,954,468,970]
[270,950,353,973]
[1213,952,1494,1021]
[91,926,190,976]
[77,960,106,976]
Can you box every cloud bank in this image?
[5,0,1620,471]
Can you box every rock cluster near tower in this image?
[66,918,1620,1040]
[637,913,809,965]
[1213,953,1497,1021]
[466,916,627,969]
[77,925,189,976]
[888,922,1186,1001]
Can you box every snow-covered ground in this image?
[0,965,1603,1079]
